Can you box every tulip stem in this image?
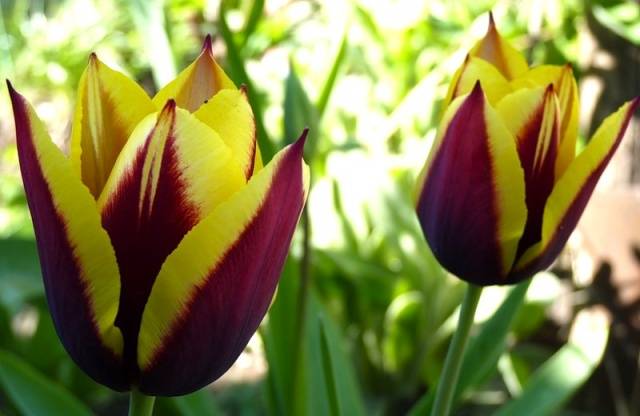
[128,389,155,416]
[431,283,483,416]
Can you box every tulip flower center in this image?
[100,103,201,379]
[514,87,559,259]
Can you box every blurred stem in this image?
[431,284,483,416]
[290,206,312,414]
[128,389,155,416]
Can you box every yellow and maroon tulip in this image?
[416,15,638,286]
[8,36,310,395]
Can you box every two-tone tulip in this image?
[416,16,638,286]
[8,36,309,395]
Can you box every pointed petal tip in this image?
[201,34,213,54]
[470,80,485,98]
[487,11,497,32]
[291,128,309,157]
[161,99,177,113]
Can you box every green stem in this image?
[431,283,483,416]
[128,389,156,416]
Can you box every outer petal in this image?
[513,98,639,280]
[136,132,309,395]
[70,54,155,198]
[153,35,236,112]
[97,101,245,376]
[469,13,529,80]
[194,87,258,179]
[416,83,526,285]
[8,84,126,390]
[511,65,579,177]
[444,56,512,108]
[496,85,560,258]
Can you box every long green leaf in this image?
[126,0,176,87]
[408,280,531,416]
[316,31,348,118]
[218,2,275,160]
[155,389,221,416]
[242,0,265,45]
[493,317,608,416]
[284,62,319,157]
[0,349,93,416]
[319,317,342,416]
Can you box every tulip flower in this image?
[8,36,309,397]
[416,15,638,416]
[416,15,638,287]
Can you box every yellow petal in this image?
[9,84,122,357]
[152,35,236,112]
[98,102,246,220]
[511,65,579,177]
[70,54,155,198]
[444,56,512,107]
[469,13,529,80]
[194,87,258,179]
[516,98,639,271]
[137,134,309,372]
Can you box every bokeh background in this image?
[0,0,639,415]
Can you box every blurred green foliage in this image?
[0,0,636,414]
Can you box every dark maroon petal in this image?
[416,84,505,285]
[508,97,639,283]
[8,82,128,390]
[138,134,307,396]
[514,85,559,259]
[100,101,200,379]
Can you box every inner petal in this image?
[498,86,560,258]
[97,101,245,378]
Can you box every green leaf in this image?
[242,0,265,45]
[283,62,319,158]
[155,389,221,416]
[218,2,275,160]
[125,0,176,87]
[0,349,93,416]
[0,238,43,312]
[408,280,531,416]
[493,313,608,416]
[316,31,348,118]
[319,317,341,416]
[262,261,365,416]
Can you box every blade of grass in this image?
[218,2,275,160]
[316,30,348,118]
[126,0,176,88]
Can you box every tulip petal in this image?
[136,132,309,395]
[444,56,512,107]
[511,65,579,177]
[416,83,526,285]
[514,98,639,280]
[496,86,559,257]
[152,35,236,112]
[194,87,258,178]
[469,13,529,80]
[70,54,155,197]
[96,101,245,375]
[8,84,126,390]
